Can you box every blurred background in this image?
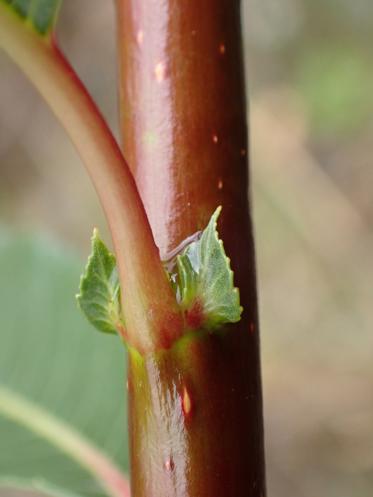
[0,1,372,496]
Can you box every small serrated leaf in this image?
[0,0,62,37]
[176,207,243,329]
[77,229,125,336]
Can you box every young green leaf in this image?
[0,0,61,38]
[77,229,125,337]
[176,207,243,329]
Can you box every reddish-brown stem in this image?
[116,1,266,495]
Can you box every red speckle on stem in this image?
[136,30,144,45]
[164,457,175,472]
[185,299,204,329]
[159,310,184,349]
[249,322,255,334]
[154,62,166,82]
[182,386,192,417]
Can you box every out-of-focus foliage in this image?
[0,0,372,496]
[0,0,61,37]
[243,1,373,496]
[0,233,128,496]
[296,45,373,136]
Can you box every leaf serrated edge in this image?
[175,206,243,329]
[202,207,243,326]
[76,229,124,336]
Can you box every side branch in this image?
[0,6,182,353]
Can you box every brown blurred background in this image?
[0,1,372,496]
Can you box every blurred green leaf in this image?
[0,0,62,37]
[0,232,129,496]
[296,45,373,136]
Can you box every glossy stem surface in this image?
[129,328,265,497]
[117,0,266,495]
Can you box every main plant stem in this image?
[116,1,266,496]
